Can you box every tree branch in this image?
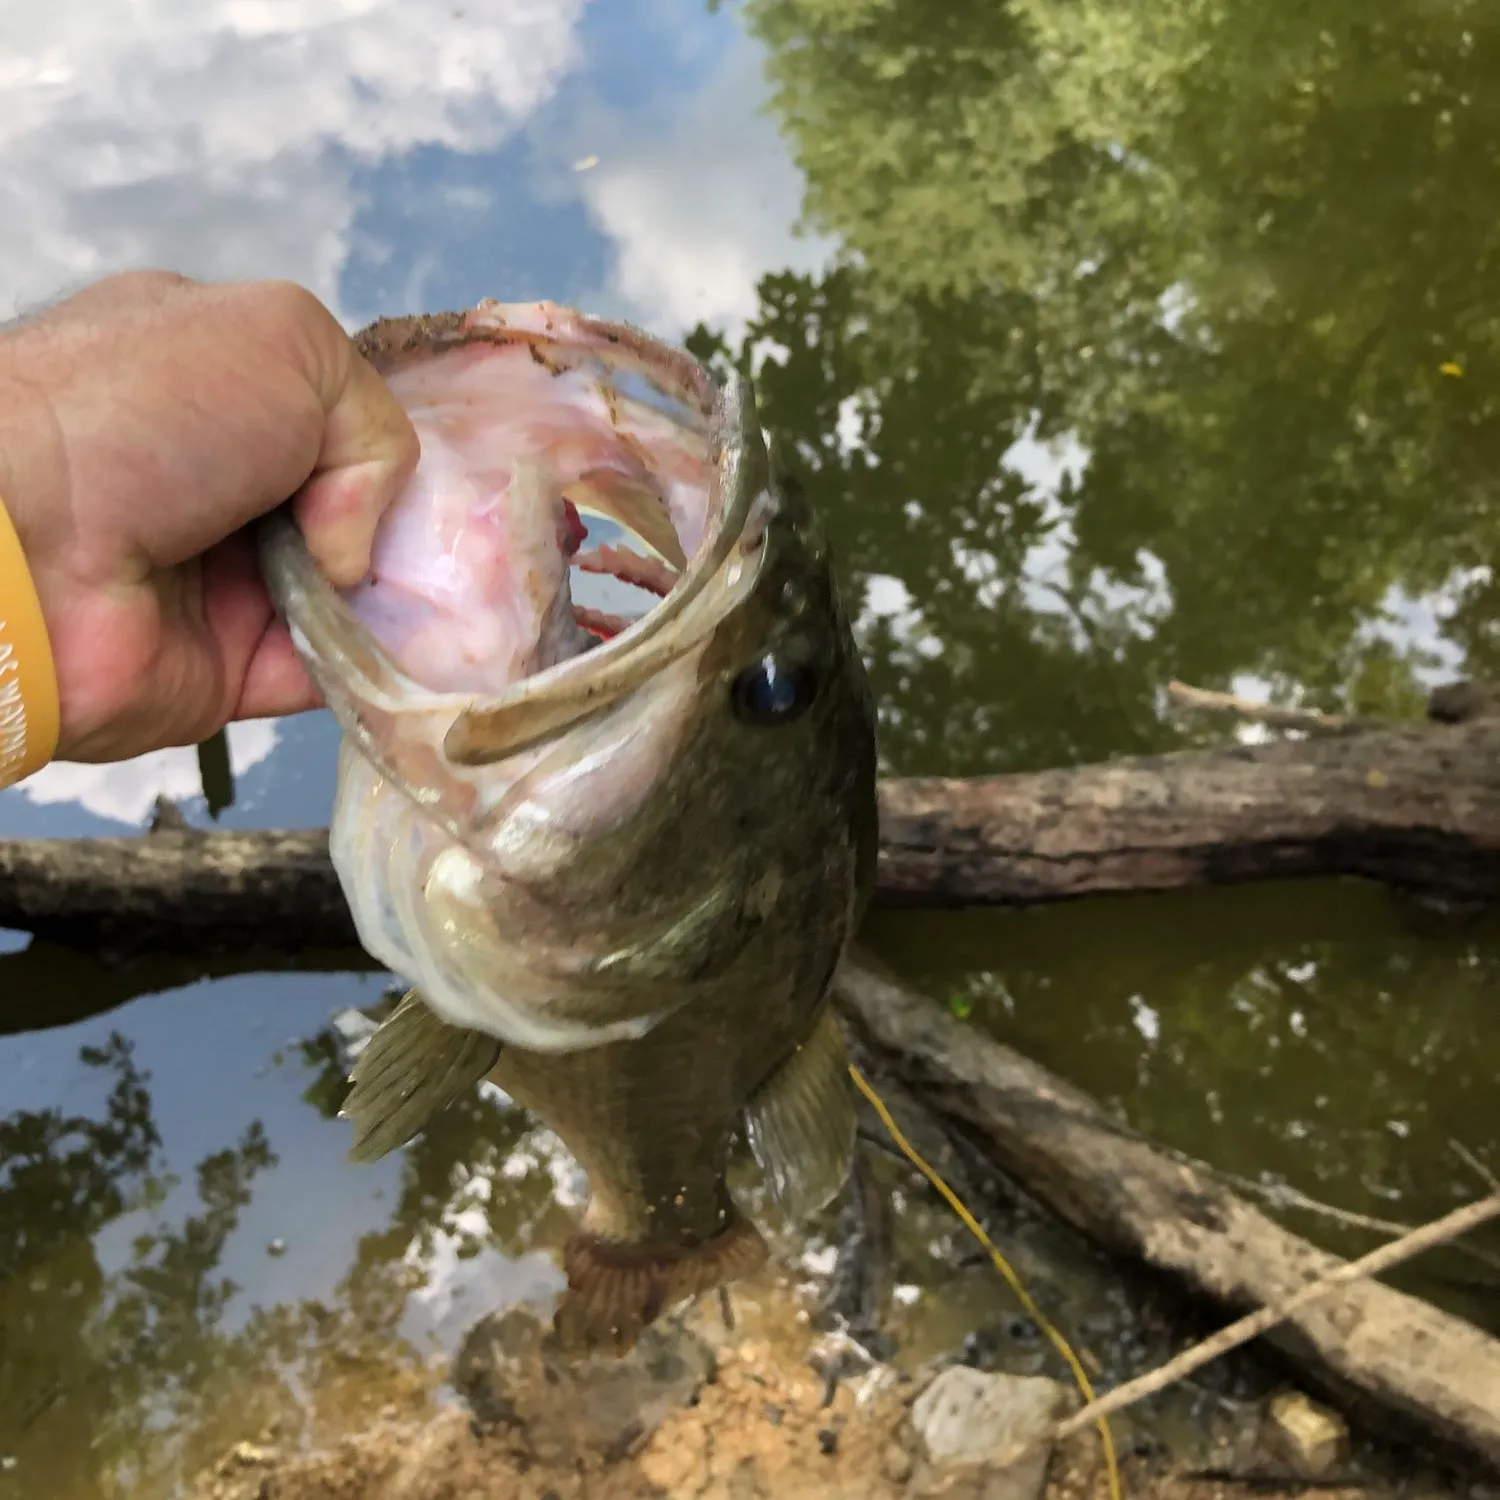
[5,714,1500,952]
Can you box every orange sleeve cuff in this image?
[0,497,60,788]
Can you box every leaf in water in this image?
[196,730,234,820]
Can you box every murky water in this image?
[3,0,1499,1494]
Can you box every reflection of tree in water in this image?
[0,1034,274,1500]
[695,0,1500,775]
[0,1021,576,1500]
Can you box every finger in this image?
[235,620,326,721]
[291,332,420,590]
[201,533,321,723]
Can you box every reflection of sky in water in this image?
[6,967,405,1320]
[0,0,826,1418]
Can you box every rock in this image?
[1260,1388,1350,1479]
[1427,678,1500,724]
[452,1305,716,1466]
[807,1328,881,1403]
[908,1365,1071,1500]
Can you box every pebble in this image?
[1261,1388,1350,1479]
[216,1441,277,1475]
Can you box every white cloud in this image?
[561,34,835,342]
[17,718,279,825]
[0,0,587,323]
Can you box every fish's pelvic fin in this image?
[553,1215,768,1357]
[340,990,502,1164]
[743,1005,857,1223]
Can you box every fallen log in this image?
[5,713,1500,949]
[832,953,1500,1473]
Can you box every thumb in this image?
[287,307,421,589]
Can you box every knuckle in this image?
[244,279,338,343]
[236,279,347,397]
[108,269,194,302]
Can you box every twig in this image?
[1192,1159,1500,1280]
[989,1192,1500,1472]
[1452,1140,1500,1195]
[1166,680,1360,735]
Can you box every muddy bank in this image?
[188,1299,1456,1500]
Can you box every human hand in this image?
[0,271,419,764]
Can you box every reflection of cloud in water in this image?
[565,36,835,342]
[17,718,280,825]
[1361,575,1477,686]
[401,1167,564,1349]
[1,0,586,319]
[855,574,943,665]
[496,1125,590,1212]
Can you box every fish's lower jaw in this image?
[552,1217,768,1359]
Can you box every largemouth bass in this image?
[258,300,878,1355]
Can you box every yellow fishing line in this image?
[848,1063,1122,1500]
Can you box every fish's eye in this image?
[731,655,817,727]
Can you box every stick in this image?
[1452,1140,1500,1195]
[1186,1159,1500,1281]
[990,1192,1500,1471]
[1166,680,1360,734]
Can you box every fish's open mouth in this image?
[346,301,719,684]
[259,301,773,779]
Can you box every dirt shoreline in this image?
[188,1294,1475,1500]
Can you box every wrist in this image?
[0,360,67,784]
[0,498,61,788]
[0,333,68,573]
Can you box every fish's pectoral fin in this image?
[743,1005,857,1224]
[340,990,502,1164]
[552,1215,767,1359]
